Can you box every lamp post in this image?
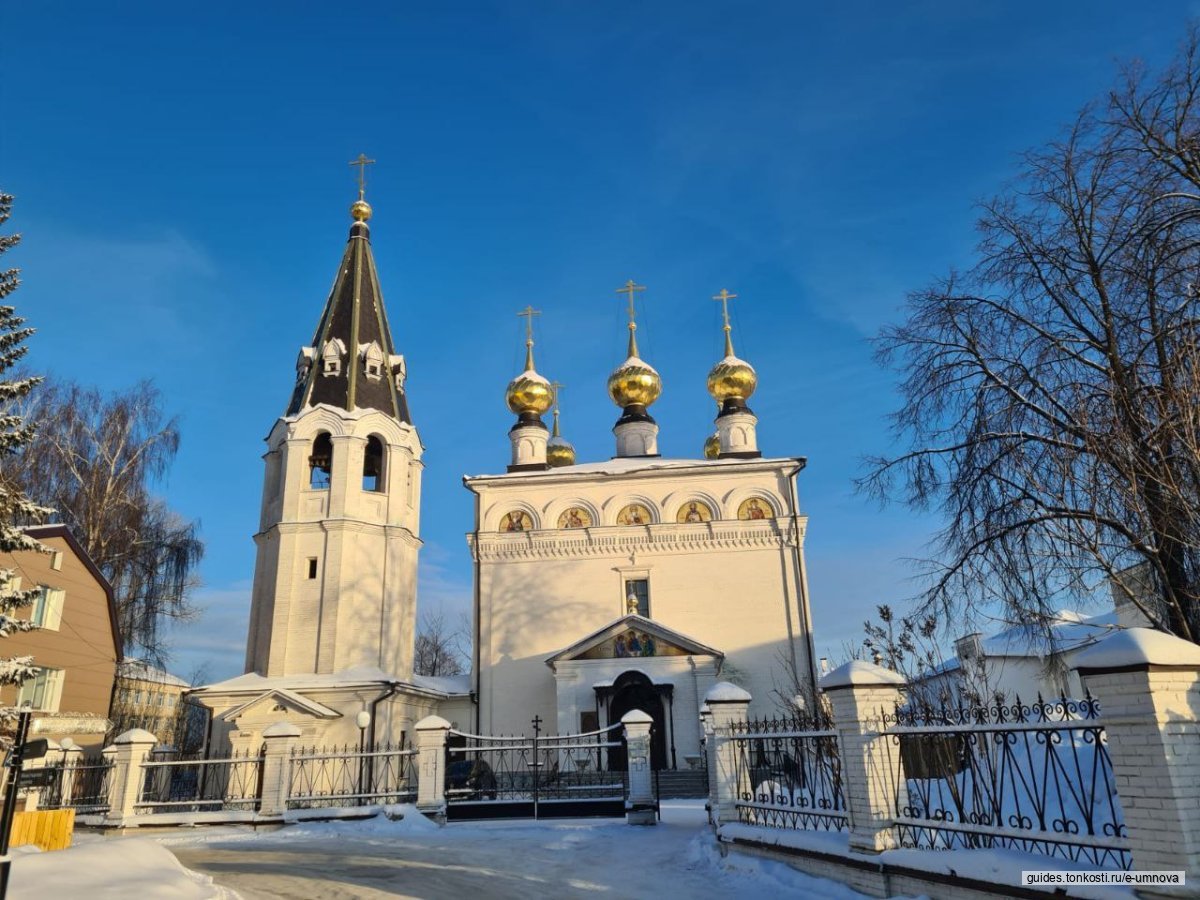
[356,710,371,806]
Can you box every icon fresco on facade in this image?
[617,503,653,526]
[501,510,534,532]
[557,507,592,529]
[737,497,772,520]
[676,500,714,523]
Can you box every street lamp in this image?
[356,710,372,806]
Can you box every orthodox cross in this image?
[550,380,564,411]
[713,288,739,355]
[615,279,646,326]
[517,305,541,342]
[349,153,376,199]
[530,715,543,738]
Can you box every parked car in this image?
[446,758,498,800]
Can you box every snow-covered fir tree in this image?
[0,191,53,722]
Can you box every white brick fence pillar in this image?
[106,728,158,825]
[258,721,302,818]
[621,709,656,825]
[415,715,450,822]
[704,682,751,825]
[821,660,906,854]
[58,740,83,807]
[1074,628,1200,892]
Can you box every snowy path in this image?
[164,801,880,899]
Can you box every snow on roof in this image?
[119,659,190,688]
[978,610,1121,658]
[466,455,801,481]
[1074,627,1200,670]
[192,665,394,694]
[410,673,471,695]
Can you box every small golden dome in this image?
[707,355,757,403]
[608,356,662,408]
[506,369,553,415]
[547,436,576,467]
[350,199,373,222]
[703,431,721,460]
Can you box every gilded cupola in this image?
[505,306,554,418]
[610,280,662,458]
[546,383,576,468]
[706,289,757,410]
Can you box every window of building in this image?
[16,667,64,712]
[50,551,63,571]
[30,586,65,630]
[363,435,385,492]
[624,578,650,618]
[580,711,599,733]
[309,433,333,489]
[307,558,319,579]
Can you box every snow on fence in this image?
[136,748,264,813]
[288,741,418,809]
[879,694,1130,870]
[730,711,847,833]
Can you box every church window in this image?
[363,435,385,492]
[307,558,319,579]
[321,338,345,376]
[309,433,333,489]
[624,578,650,617]
[360,341,385,382]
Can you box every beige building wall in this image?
[468,458,815,749]
[0,527,120,752]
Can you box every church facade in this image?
[193,177,817,769]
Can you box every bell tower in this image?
[244,170,423,680]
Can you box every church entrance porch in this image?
[602,671,669,771]
[443,718,645,822]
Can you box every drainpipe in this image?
[463,479,483,735]
[788,461,820,710]
[367,681,401,749]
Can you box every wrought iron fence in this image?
[445,721,628,818]
[288,742,418,809]
[882,694,1130,870]
[136,748,263,813]
[730,711,847,832]
[38,756,114,814]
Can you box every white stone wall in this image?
[468,458,815,744]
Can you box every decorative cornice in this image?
[468,519,800,562]
[259,519,423,549]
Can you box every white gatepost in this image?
[414,715,450,822]
[58,740,83,807]
[106,728,158,825]
[258,721,302,818]
[821,660,906,854]
[1074,628,1200,895]
[621,709,656,826]
[704,682,751,826]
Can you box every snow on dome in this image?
[705,682,752,704]
[1073,626,1200,670]
[819,659,907,689]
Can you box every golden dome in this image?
[608,356,662,408]
[350,199,373,222]
[547,436,576,467]
[506,369,553,415]
[707,354,757,402]
[703,431,721,460]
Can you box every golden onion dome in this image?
[608,355,662,408]
[506,368,553,415]
[707,354,757,403]
[703,431,721,460]
[547,435,576,467]
[350,198,373,222]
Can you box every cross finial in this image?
[531,715,543,737]
[615,279,646,357]
[713,288,739,356]
[516,305,541,371]
[349,153,376,200]
[550,382,564,434]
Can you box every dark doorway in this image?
[607,670,668,771]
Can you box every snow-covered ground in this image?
[12,801,908,899]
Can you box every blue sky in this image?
[2,3,1194,680]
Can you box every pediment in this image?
[547,615,723,666]
[218,688,341,723]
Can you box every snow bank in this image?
[10,839,236,899]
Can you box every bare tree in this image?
[7,378,202,662]
[413,608,468,677]
[862,30,1200,643]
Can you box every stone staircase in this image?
[654,768,709,799]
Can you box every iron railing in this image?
[731,711,847,832]
[38,756,114,813]
[136,748,263,813]
[288,742,417,809]
[882,694,1130,870]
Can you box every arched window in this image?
[309,432,333,489]
[363,435,385,492]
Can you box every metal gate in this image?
[445,717,630,821]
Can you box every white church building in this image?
[193,182,818,770]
